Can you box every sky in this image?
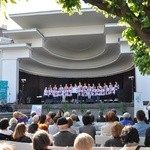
[6,0,89,30]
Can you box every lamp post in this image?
[128,76,134,102]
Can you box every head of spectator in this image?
[82,114,92,125]
[111,108,117,115]
[13,111,27,123]
[57,117,68,130]
[112,121,124,138]
[66,117,73,128]
[105,111,116,122]
[39,114,46,124]
[46,111,56,125]
[64,111,70,118]
[121,125,139,146]
[32,130,51,150]
[70,114,77,121]
[38,124,48,132]
[86,110,91,115]
[56,109,64,117]
[123,112,130,119]
[99,111,103,117]
[0,143,15,150]
[9,117,18,132]
[72,109,77,115]
[0,118,9,130]
[32,115,39,124]
[136,110,145,122]
[12,122,27,140]
[31,111,36,117]
[74,133,94,150]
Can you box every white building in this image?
[0,8,149,103]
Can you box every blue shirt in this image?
[133,121,150,137]
[120,119,134,126]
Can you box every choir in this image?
[42,82,119,104]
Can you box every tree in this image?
[56,0,150,75]
[1,0,150,74]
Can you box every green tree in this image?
[56,0,150,75]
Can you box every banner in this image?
[0,80,8,103]
[31,105,42,116]
[134,92,142,117]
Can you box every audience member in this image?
[66,117,76,134]
[104,121,124,147]
[120,125,140,150]
[48,116,59,135]
[46,111,56,125]
[28,111,36,125]
[79,114,96,140]
[101,110,116,136]
[111,108,119,121]
[74,133,94,150]
[38,124,48,132]
[53,117,77,146]
[32,130,52,150]
[13,111,28,123]
[28,115,39,133]
[96,111,105,122]
[133,110,150,137]
[0,143,15,150]
[9,117,18,132]
[12,122,32,143]
[144,127,150,147]
[0,118,13,140]
[71,109,80,121]
[120,112,134,126]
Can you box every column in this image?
[2,59,19,103]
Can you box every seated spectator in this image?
[13,111,28,123]
[48,116,59,135]
[9,117,18,132]
[133,110,150,137]
[104,121,124,147]
[64,111,70,118]
[0,118,13,140]
[79,114,96,140]
[38,124,48,132]
[53,117,77,146]
[27,111,36,125]
[12,122,32,143]
[111,108,119,121]
[120,112,134,126]
[144,127,150,147]
[66,117,76,134]
[0,99,8,112]
[0,142,15,150]
[46,111,56,125]
[120,125,140,150]
[71,109,80,121]
[74,133,94,150]
[96,111,105,122]
[32,130,52,150]
[101,110,116,136]
[28,115,39,133]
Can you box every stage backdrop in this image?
[19,69,135,104]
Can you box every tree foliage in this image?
[56,0,150,75]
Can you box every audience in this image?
[28,115,39,133]
[100,110,116,136]
[66,117,76,134]
[12,122,32,143]
[53,117,77,146]
[74,133,94,150]
[0,143,15,150]
[104,121,124,147]
[111,108,119,121]
[79,114,96,140]
[144,127,150,147]
[28,111,36,125]
[32,130,52,150]
[120,112,134,126]
[13,111,28,123]
[120,125,140,150]
[9,117,18,132]
[96,111,105,122]
[0,118,13,140]
[133,110,150,137]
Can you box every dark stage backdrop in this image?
[19,69,135,103]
